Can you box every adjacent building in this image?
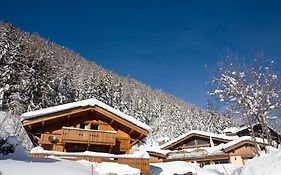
[147,130,268,167]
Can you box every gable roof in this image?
[21,99,152,133]
[235,123,276,134]
[234,123,281,142]
[222,136,268,153]
[161,130,239,150]
[147,136,268,160]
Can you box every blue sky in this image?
[1,0,281,108]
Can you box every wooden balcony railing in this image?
[61,127,116,145]
[31,153,150,175]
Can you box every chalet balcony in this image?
[61,127,116,146]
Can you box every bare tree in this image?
[209,54,281,154]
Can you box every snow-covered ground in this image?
[0,156,141,175]
[0,136,140,175]
[240,146,281,175]
[1,136,281,175]
[203,164,241,175]
[0,157,95,175]
[150,161,222,175]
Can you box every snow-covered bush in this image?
[0,137,15,155]
[0,136,27,158]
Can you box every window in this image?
[91,124,99,130]
[213,159,229,164]
[197,139,209,145]
[79,123,86,129]
[185,140,196,146]
[200,161,211,167]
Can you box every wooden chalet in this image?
[21,99,152,174]
[160,130,237,150]
[223,138,267,166]
[235,123,281,143]
[147,130,268,167]
[21,99,152,154]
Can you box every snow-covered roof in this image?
[222,136,268,151]
[21,99,152,133]
[235,125,256,133]
[223,127,239,133]
[160,130,239,149]
[156,136,170,143]
[235,123,276,134]
[146,136,268,160]
[146,145,225,158]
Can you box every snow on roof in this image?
[166,148,226,160]
[160,130,239,149]
[221,136,268,150]
[223,127,239,133]
[144,146,171,155]
[31,146,150,159]
[156,136,170,143]
[235,125,253,133]
[235,123,276,134]
[146,136,268,159]
[145,143,225,159]
[21,99,152,133]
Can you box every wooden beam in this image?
[162,133,230,150]
[109,119,115,125]
[109,145,113,154]
[129,129,134,135]
[22,106,93,126]
[28,125,32,130]
[130,134,144,146]
[94,106,148,136]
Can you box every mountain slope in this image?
[0,21,233,145]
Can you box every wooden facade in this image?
[22,105,149,154]
[150,131,268,167]
[31,153,150,175]
[161,133,232,150]
[236,123,281,143]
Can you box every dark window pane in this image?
[91,124,99,130]
[185,140,196,146]
[214,159,229,164]
[79,123,85,129]
[197,139,209,145]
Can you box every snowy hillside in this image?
[0,21,233,146]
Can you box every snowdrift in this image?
[240,147,281,175]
